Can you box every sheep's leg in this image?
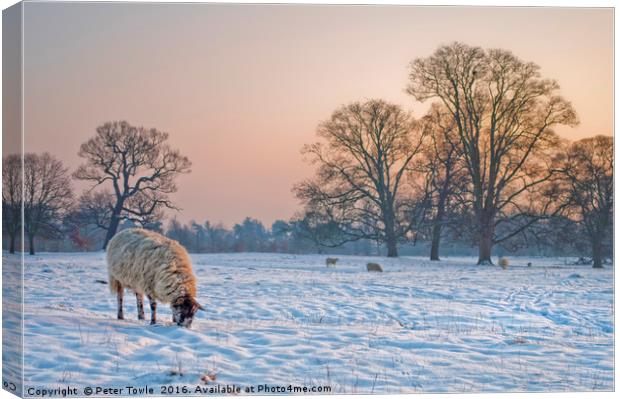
[148,295,157,325]
[117,287,124,320]
[136,293,145,320]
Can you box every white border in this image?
[0,2,616,399]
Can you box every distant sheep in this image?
[366,262,383,272]
[499,257,509,270]
[325,258,339,267]
[107,228,204,327]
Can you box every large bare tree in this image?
[2,154,22,254]
[74,121,191,249]
[407,42,578,264]
[22,153,73,255]
[294,99,424,257]
[555,135,613,268]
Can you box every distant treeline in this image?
[9,216,379,255]
[5,213,605,261]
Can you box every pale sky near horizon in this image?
[13,3,613,227]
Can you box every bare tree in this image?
[2,154,22,254]
[407,42,578,264]
[70,190,114,233]
[417,104,468,260]
[555,135,613,268]
[74,121,191,249]
[22,153,73,255]
[294,99,424,257]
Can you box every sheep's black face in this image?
[171,296,201,328]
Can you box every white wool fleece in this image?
[107,228,197,304]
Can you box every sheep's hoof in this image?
[150,320,157,325]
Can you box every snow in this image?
[4,252,614,393]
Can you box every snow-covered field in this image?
[4,252,615,394]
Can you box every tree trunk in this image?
[9,233,16,254]
[384,220,398,257]
[429,199,446,261]
[477,236,493,265]
[28,233,35,255]
[103,199,126,250]
[103,213,122,250]
[477,220,494,265]
[430,187,449,261]
[386,238,398,257]
[430,223,441,261]
[592,240,604,269]
[384,209,399,258]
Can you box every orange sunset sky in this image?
[15,3,613,226]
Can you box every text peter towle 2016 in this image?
[25,384,333,397]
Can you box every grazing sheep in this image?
[325,257,339,267]
[499,257,509,270]
[366,262,383,272]
[107,228,204,327]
